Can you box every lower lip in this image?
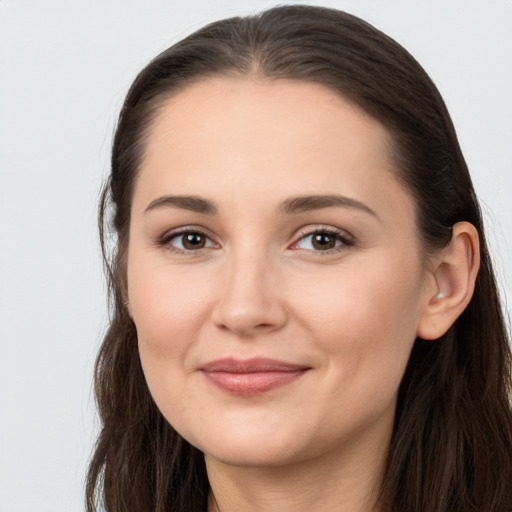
[202,370,308,396]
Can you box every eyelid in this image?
[290,225,355,254]
[157,226,219,254]
[157,224,355,255]
[293,225,354,243]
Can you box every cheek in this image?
[129,260,212,352]
[287,255,424,441]
[127,256,216,419]
[295,252,424,379]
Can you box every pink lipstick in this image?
[200,358,309,396]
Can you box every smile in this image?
[200,358,310,396]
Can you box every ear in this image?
[417,222,480,340]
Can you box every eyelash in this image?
[157,226,354,256]
[293,227,354,254]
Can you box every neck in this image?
[205,426,389,512]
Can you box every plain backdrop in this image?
[0,1,510,510]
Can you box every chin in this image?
[193,426,305,468]
[205,446,297,469]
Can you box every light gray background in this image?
[1,1,510,510]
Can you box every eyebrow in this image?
[145,195,217,215]
[278,194,377,218]
[144,194,378,218]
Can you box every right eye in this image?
[160,229,218,254]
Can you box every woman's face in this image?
[127,77,433,468]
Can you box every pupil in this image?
[183,233,205,249]
[313,233,335,250]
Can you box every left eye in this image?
[293,230,351,252]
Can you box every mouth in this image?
[200,357,310,396]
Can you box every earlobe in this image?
[417,222,480,340]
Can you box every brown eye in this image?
[293,228,353,254]
[181,232,206,250]
[311,233,337,250]
[161,229,217,253]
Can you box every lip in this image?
[200,357,310,396]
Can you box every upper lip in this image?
[200,357,310,373]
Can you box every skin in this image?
[126,77,476,511]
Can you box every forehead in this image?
[134,77,414,223]
[144,77,392,166]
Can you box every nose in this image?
[211,249,288,336]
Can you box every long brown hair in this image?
[86,6,512,511]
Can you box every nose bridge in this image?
[229,241,275,303]
[212,238,287,335]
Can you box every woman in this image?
[86,5,512,511]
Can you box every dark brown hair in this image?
[86,5,512,511]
